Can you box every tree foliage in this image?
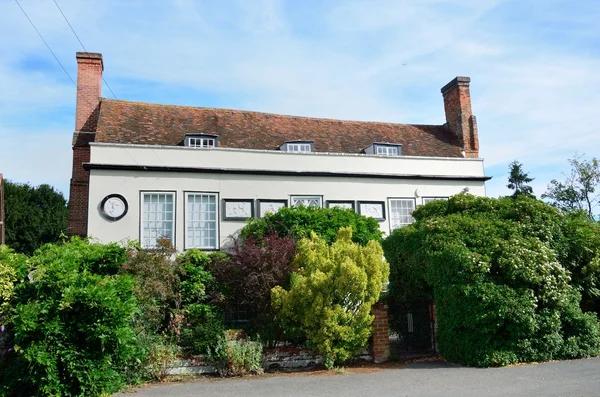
[4,181,68,256]
[383,194,600,367]
[241,206,383,246]
[543,155,600,219]
[507,160,535,198]
[272,227,389,369]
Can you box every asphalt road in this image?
[117,357,600,397]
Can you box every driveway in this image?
[116,357,600,397]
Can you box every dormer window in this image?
[185,134,217,148]
[363,143,402,157]
[376,145,399,156]
[280,141,313,153]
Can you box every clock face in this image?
[101,194,128,221]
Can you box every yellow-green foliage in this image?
[272,227,389,369]
[0,245,27,322]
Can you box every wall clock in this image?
[101,194,128,221]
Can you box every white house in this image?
[68,52,490,251]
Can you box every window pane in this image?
[287,143,312,153]
[389,199,415,231]
[186,193,218,249]
[141,193,174,248]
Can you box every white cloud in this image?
[0,0,598,199]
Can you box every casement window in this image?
[291,195,322,208]
[185,192,219,249]
[376,145,400,156]
[363,143,402,156]
[141,192,175,248]
[287,143,312,153]
[280,141,314,153]
[423,197,449,205]
[389,198,416,231]
[185,134,218,148]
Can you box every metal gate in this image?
[388,300,436,355]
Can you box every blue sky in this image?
[1,0,599,199]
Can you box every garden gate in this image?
[388,300,436,356]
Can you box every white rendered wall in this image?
[87,144,487,251]
[90,143,486,178]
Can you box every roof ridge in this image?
[99,98,444,128]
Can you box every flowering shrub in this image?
[383,194,600,367]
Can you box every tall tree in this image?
[542,155,600,219]
[507,161,535,198]
[4,181,68,255]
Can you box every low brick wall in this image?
[167,348,373,375]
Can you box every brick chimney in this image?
[68,52,103,237]
[441,76,479,158]
[75,52,103,131]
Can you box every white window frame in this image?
[291,195,322,208]
[388,198,416,231]
[286,143,312,153]
[140,191,176,249]
[187,136,216,148]
[376,145,400,156]
[185,192,219,250]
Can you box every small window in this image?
[389,198,415,231]
[280,141,313,153]
[376,145,399,156]
[185,134,217,148]
[185,192,219,250]
[363,143,402,156]
[291,195,322,208]
[141,192,175,248]
[287,143,312,153]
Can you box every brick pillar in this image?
[372,301,390,363]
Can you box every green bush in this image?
[272,227,389,369]
[208,335,263,377]
[1,239,142,396]
[0,246,28,323]
[383,194,600,367]
[120,239,181,334]
[176,250,225,355]
[241,206,383,246]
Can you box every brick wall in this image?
[67,52,102,237]
[371,301,390,363]
[441,77,480,158]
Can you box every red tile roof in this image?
[94,99,463,157]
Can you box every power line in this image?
[52,0,118,99]
[14,0,76,87]
[15,0,105,115]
